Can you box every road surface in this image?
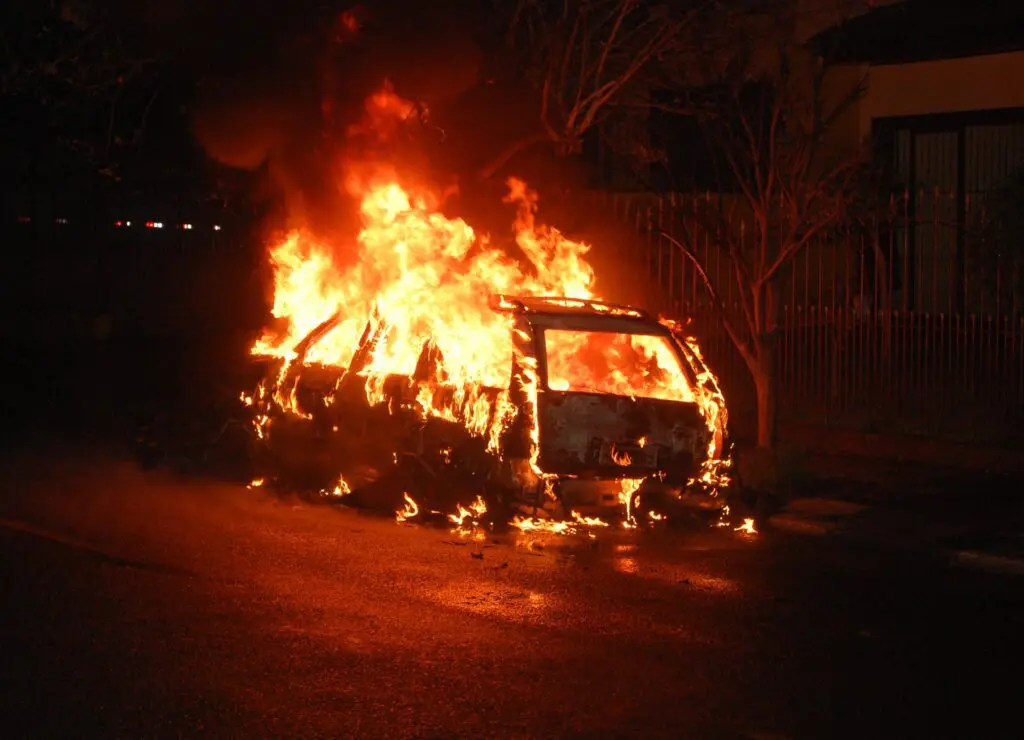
[1,449,1020,739]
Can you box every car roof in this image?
[489,294,652,319]
[489,295,672,336]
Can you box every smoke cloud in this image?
[178,0,484,244]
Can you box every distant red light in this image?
[340,10,359,32]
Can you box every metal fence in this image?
[575,188,1024,446]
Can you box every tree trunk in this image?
[752,359,777,450]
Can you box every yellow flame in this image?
[609,444,633,466]
[325,475,351,497]
[735,518,758,535]
[618,478,643,528]
[511,510,612,536]
[395,493,419,523]
[245,83,733,526]
[449,495,488,532]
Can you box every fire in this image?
[246,83,732,531]
[618,478,643,528]
[545,329,695,403]
[324,475,351,497]
[512,517,574,535]
[395,493,419,523]
[609,444,633,466]
[663,320,732,489]
[571,511,610,528]
[512,510,610,536]
[735,518,758,535]
[252,178,594,393]
[449,495,488,534]
[716,504,733,527]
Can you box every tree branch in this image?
[477,133,553,180]
[593,0,632,88]
[660,229,755,368]
[761,211,835,286]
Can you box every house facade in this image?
[813,0,1024,313]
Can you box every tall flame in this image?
[247,85,731,527]
[252,178,595,390]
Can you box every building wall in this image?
[844,51,1024,141]
[794,0,903,44]
[818,51,1024,315]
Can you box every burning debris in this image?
[395,493,419,523]
[240,84,737,536]
[735,518,758,536]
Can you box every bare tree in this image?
[2,1,160,174]
[660,43,866,454]
[479,0,715,179]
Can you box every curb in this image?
[951,550,1024,576]
[763,497,867,536]
[766,513,837,536]
[766,512,1024,577]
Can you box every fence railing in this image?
[575,188,1024,446]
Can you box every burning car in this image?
[245,292,730,525]
[242,178,730,528]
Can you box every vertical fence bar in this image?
[585,183,1021,442]
[931,187,940,317]
[898,308,907,415]
[656,197,665,307]
[968,314,976,399]
[692,197,704,338]
[947,193,958,421]
[853,233,861,415]
[833,232,842,416]
[1011,317,1019,411]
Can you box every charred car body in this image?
[246,295,731,523]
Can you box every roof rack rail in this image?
[488,294,650,319]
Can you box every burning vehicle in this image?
[243,177,731,529]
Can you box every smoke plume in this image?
[184,1,483,245]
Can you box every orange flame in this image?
[449,495,488,533]
[735,517,758,535]
[248,84,733,528]
[609,444,633,467]
[253,178,593,394]
[395,493,419,523]
[511,510,610,536]
[618,478,643,528]
[324,475,351,498]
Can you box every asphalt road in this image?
[1,450,1021,740]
